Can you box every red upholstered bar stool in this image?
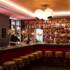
[65,52,70,67]
[3,61,17,70]
[0,66,3,70]
[44,51,54,66]
[55,51,64,66]
[13,58,24,70]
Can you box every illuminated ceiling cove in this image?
[0,0,70,19]
[0,0,35,19]
[12,0,70,11]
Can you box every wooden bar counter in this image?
[0,43,70,65]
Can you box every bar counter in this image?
[0,43,70,65]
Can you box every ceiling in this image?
[0,0,70,19]
[12,0,70,11]
[0,6,31,20]
[0,0,35,19]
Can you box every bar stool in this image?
[65,51,70,67]
[28,54,35,62]
[32,51,40,64]
[31,52,36,61]
[36,51,43,64]
[3,61,17,70]
[27,54,35,67]
[44,51,53,66]
[31,52,39,65]
[55,51,64,66]
[21,55,30,64]
[44,51,53,57]
[32,51,42,60]
[0,66,3,70]
[20,55,30,70]
[36,51,43,59]
[13,58,24,70]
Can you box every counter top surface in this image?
[0,42,70,51]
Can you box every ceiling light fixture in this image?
[34,8,53,20]
[34,4,54,20]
